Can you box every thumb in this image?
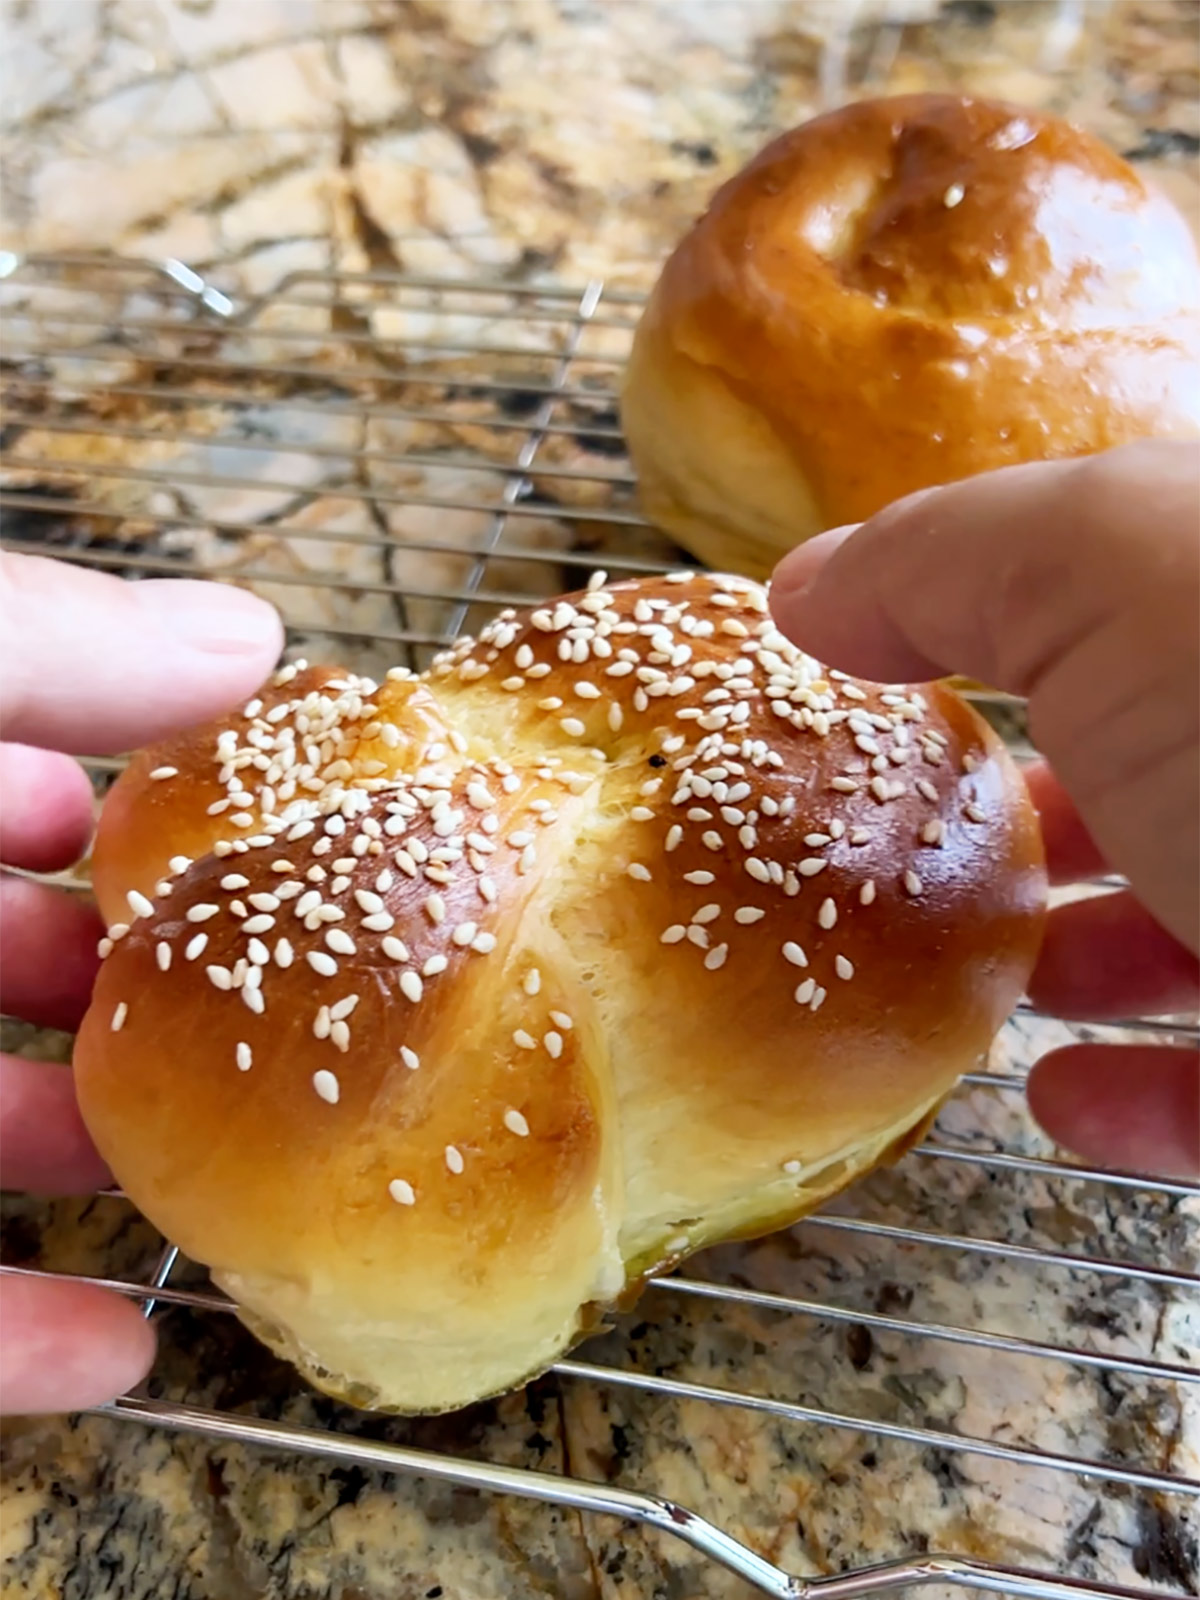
[0,554,284,755]
[769,440,1198,693]
[769,440,1200,953]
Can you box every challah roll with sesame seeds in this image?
[621,94,1200,576]
[75,571,1045,1415]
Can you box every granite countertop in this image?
[1,3,1198,1598]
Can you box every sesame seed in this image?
[329,994,359,1022]
[247,937,270,967]
[445,1145,465,1175]
[398,1046,420,1073]
[782,942,808,968]
[185,932,208,961]
[330,1020,351,1053]
[424,893,447,923]
[389,1179,416,1206]
[631,806,654,821]
[964,802,987,824]
[692,904,721,924]
[665,825,683,851]
[248,892,279,912]
[111,1001,128,1032]
[221,874,250,891]
[206,965,233,990]
[917,779,939,803]
[686,925,710,949]
[810,985,827,1012]
[818,898,837,929]
[149,766,178,781]
[544,1031,564,1058]
[97,937,114,959]
[794,978,816,1005]
[523,968,541,996]
[381,936,409,962]
[783,1159,802,1175]
[243,914,275,935]
[127,889,155,920]
[745,858,770,883]
[313,1069,340,1105]
[835,955,855,980]
[155,941,172,972]
[504,1108,531,1137]
[684,870,715,885]
[236,1042,252,1072]
[307,950,338,977]
[168,856,191,874]
[354,889,385,915]
[704,943,729,970]
[313,1006,331,1040]
[560,717,586,737]
[242,986,264,1015]
[400,971,423,1003]
[451,921,478,947]
[921,819,945,845]
[627,862,652,881]
[944,182,965,207]
[904,870,924,896]
[661,925,686,944]
[325,928,356,956]
[798,858,827,877]
[734,906,765,924]
[186,902,220,923]
[860,880,877,906]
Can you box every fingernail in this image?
[134,581,283,656]
[770,525,860,600]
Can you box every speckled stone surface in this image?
[1,2,1198,1597]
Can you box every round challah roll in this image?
[621,94,1200,576]
[75,572,1045,1413]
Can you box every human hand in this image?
[769,439,1199,1179]
[0,553,282,1413]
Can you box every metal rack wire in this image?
[0,252,1196,1600]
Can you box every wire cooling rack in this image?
[0,253,1197,1600]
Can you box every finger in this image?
[0,875,103,1032]
[0,745,96,872]
[0,1275,155,1414]
[0,554,283,755]
[769,441,1200,954]
[1029,890,1200,1020]
[0,1055,112,1194]
[1020,760,1110,887]
[1028,1044,1200,1180]
[768,441,1197,692]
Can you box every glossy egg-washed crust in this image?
[621,94,1200,576]
[75,572,1046,1413]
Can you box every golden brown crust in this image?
[75,571,1045,1412]
[621,94,1200,575]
